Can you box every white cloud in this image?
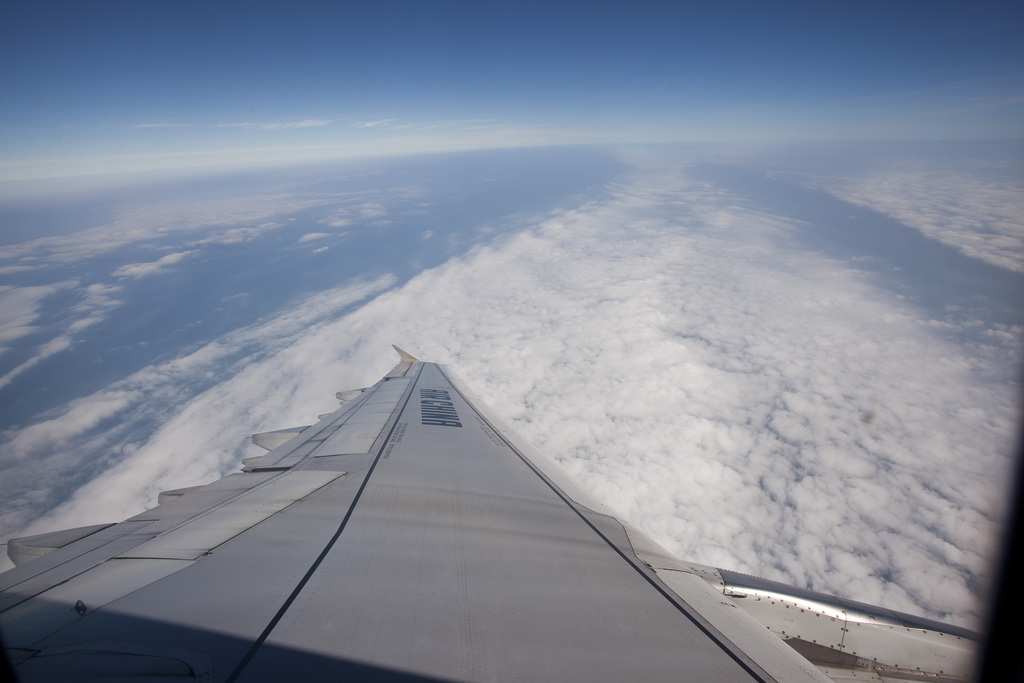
[315,199,393,231]
[0,194,338,266]
[74,282,122,313]
[798,163,1024,272]
[0,280,124,391]
[0,335,74,391]
[0,282,77,345]
[358,202,386,219]
[353,119,397,128]
[66,316,104,333]
[64,282,123,334]
[3,161,1014,633]
[112,250,196,279]
[297,232,331,243]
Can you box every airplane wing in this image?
[0,348,977,681]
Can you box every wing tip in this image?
[390,345,420,376]
[392,345,420,363]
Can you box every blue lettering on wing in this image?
[420,389,463,427]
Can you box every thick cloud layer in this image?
[0,149,1018,633]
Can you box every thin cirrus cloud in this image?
[130,120,332,131]
[297,232,332,243]
[0,119,590,182]
[216,119,333,130]
[0,280,124,391]
[1,154,1015,634]
[0,194,338,266]
[352,119,397,128]
[131,123,188,129]
[0,282,78,347]
[0,335,74,392]
[112,250,197,279]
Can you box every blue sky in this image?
[1,1,1022,178]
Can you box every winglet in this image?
[390,345,420,376]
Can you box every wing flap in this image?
[316,378,411,456]
[718,570,976,680]
[6,524,115,567]
[117,471,343,560]
[250,426,311,451]
[660,569,836,681]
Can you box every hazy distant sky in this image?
[1,1,1022,179]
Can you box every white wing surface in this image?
[0,350,976,681]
